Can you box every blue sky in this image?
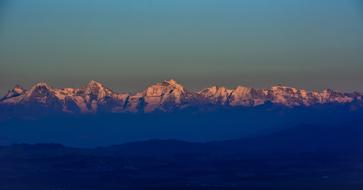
[0,0,362,94]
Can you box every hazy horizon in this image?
[1,0,363,94]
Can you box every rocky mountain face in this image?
[0,79,361,114]
[130,79,195,112]
[1,85,25,100]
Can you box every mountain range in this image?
[1,79,362,114]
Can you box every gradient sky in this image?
[0,0,363,94]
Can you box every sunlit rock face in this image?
[228,86,268,106]
[80,80,129,113]
[25,83,58,104]
[264,86,353,107]
[0,79,362,114]
[1,85,25,100]
[199,86,232,105]
[140,79,191,112]
[2,83,64,111]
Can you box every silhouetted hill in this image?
[1,123,363,190]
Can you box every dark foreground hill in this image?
[1,123,363,190]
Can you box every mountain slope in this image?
[0,79,362,115]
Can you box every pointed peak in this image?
[83,80,113,99]
[32,82,52,90]
[85,80,108,91]
[22,82,56,101]
[87,80,104,87]
[2,85,26,100]
[155,79,184,90]
[143,79,185,96]
[88,80,100,84]
[13,84,24,89]
[162,79,180,86]
[12,85,25,92]
[27,83,54,97]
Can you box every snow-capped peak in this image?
[200,86,231,94]
[3,82,63,106]
[28,82,52,93]
[1,85,26,100]
[31,82,52,90]
[145,79,185,96]
[161,79,184,91]
[234,86,252,93]
[13,85,25,94]
[87,80,104,88]
[164,79,178,85]
[1,80,362,114]
[228,86,264,106]
[26,82,54,98]
[84,80,113,100]
[199,86,232,105]
[270,85,298,92]
[137,79,188,112]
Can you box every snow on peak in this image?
[229,86,264,106]
[200,86,230,94]
[10,84,25,94]
[84,80,113,100]
[13,85,25,93]
[234,86,252,94]
[139,79,188,112]
[160,79,184,90]
[32,82,52,90]
[25,82,54,99]
[4,82,62,106]
[1,85,26,100]
[145,79,185,96]
[271,85,298,92]
[28,82,53,93]
[319,88,352,103]
[199,86,232,105]
[87,80,104,88]
[1,80,361,113]
[164,79,178,85]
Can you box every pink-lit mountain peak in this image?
[0,79,361,113]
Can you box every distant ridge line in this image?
[0,79,362,114]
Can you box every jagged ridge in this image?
[1,79,362,113]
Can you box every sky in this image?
[0,0,362,94]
